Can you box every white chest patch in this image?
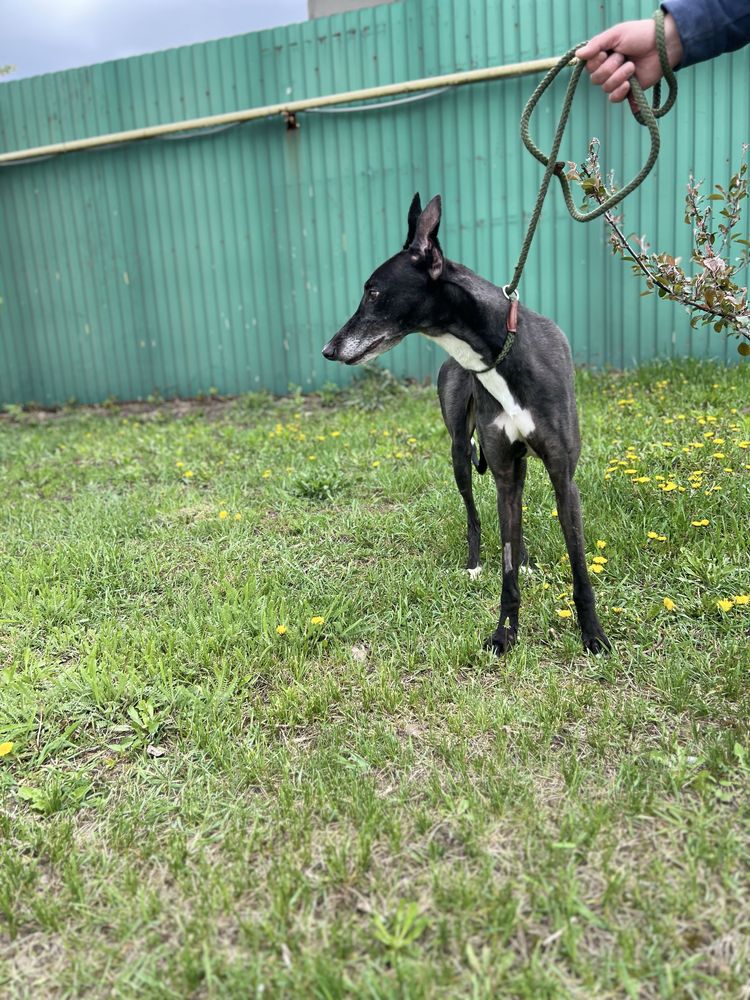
[427,333,536,443]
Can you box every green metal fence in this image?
[1,0,748,405]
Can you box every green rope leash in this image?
[505,8,678,300]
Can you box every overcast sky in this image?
[3,0,310,80]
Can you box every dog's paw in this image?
[466,565,483,580]
[483,627,517,656]
[582,628,612,655]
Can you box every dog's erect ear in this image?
[409,194,443,280]
[404,193,422,249]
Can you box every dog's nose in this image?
[322,341,337,361]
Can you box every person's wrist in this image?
[663,12,684,67]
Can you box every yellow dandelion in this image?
[596,540,607,550]
[589,563,604,574]
[733,595,750,606]
[690,519,710,527]
[308,455,317,461]
[276,625,288,636]
[663,597,676,611]
[234,513,242,521]
[371,460,380,468]
[612,607,624,614]
[551,509,558,518]
[0,741,14,757]
[262,470,272,479]
[659,482,678,492]
[593,556,608,565]
[330,430,341,438]
[634,476,651,484]
[717,599,734,613]
[183,470,194,478]
[557,609,573,619]
[218,510,229,519]
[712,452,725,460]
[648,531,667,541]
[175,460,184,468]
[310,615,325,626]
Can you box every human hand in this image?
[575,14,683,103]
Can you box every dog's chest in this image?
[429,333,536,444]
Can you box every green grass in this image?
[1,360,749,999]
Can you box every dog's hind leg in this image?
[438,360,483,573]
[451,432,482,573]
[485,455,527,654]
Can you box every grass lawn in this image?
[1,359,749,998]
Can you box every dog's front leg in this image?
[485,457,526,655]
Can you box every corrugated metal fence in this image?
[1,0,748,405]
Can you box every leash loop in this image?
[505,8,677,299]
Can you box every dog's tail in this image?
[470,437,487,474]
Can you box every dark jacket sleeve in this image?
[661,0,750,67]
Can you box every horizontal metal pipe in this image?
[0,55,569,165]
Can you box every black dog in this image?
[322,194,610,655]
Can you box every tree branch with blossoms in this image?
[567,140,750,354]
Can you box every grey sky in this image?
[3,0,310,80]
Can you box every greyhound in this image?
[322,194,610,655]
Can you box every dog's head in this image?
[322,193,444,365]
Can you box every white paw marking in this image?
[519,564,535,576]
[466,565,483,580]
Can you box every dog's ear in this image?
[404,193,422,249]
[409,194,443,280]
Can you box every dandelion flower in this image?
[648,531,667,541]
[717,599,734,613]
[663,597,676,611]
[218,510,229,520]
[589,563,604,574]
[733,595,750,606]
[310,615,325,626]
[596,540,607,550]
[234,513,242,521]
[690,519,710,527]
[276,625,288,636]
[0,741,14,757]
[592,556,608,565]
[262,470,272,479]
[557,609,573,619]
[183,470,194,478]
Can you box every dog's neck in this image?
[419,259,511,368]
[418,259,533,433]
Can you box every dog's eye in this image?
[366,288,379,302]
